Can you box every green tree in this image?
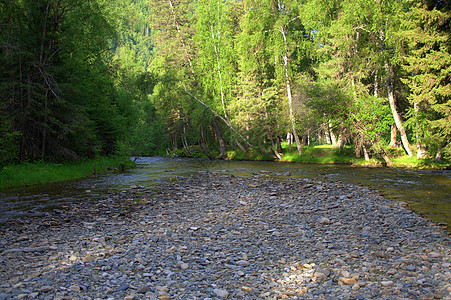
[302,0,416,160]
[0,0,138,162]
[399,1,451,160]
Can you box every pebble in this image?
[339,277,357,285]
[69,285,80,292]
[319,217,331,225]
[213,288,229,298]
[381,280,394,287]
[241,286,252,292]
[0,174,449,299]
[40,286,52,293]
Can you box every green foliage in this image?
[398,2,451,153]
[0,0,131,161]
[0,118,21,167]
[352,96,393,143]
[0,0,163,162]
[281,144,358,164]
[195,0,237,116]
[129,117,168,155]
[3,0,447,168]
[142,0,449,166]
[0,156,135,189]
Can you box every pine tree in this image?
[399,1,451,160]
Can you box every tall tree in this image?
[0,0,138,162]
[399,0,451,160]
[195,0,236,119]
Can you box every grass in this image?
[281,144,361,164]
[391,155,450,169]
[162,142,450,169]
[0,156,135,189]
[225,144,363,164]
[222,143,450,169]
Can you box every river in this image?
[1,157,450,226]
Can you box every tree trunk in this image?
[267,129,282,160]
[363,144,370,161]
[281,28,302,156]
[235,140,247,152]
[276,136,282,153]
[181,113,191,155]
[417,144,427,160]
[181,132,192,156]
[172,133,178,151]
[199,125,212,159]
[386,63,413,156]
[211,118,226,157]
[382,153,392,167]
[355,139,362,158]
[329,120,337,146]
[374,72,378,97]
[167,0,194,74]
[324,126,331,144]
[434,145,442,162]
[41,88,48,160]
[210,24,227,119]
[287,132,292,152]
[337,127,346,154]
[389,124,398,148]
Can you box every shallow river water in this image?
[1,157,450,226]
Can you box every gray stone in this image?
[213,288,229,298]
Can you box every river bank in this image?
[176,144,451,170]
[0,157,136,189]
[1,173,449,299]
[1,144,448,190]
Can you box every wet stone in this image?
[0,174,449,299]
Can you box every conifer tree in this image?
[399,1,451,160]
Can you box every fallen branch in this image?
[183,88,277,159]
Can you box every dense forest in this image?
[1,0,450,166]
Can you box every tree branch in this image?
[183,87,277,159]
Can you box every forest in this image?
[1,0,450,167]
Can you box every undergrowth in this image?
[0,156,135,189]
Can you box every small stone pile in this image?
[0,173,449,299]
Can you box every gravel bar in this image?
[0,173,449,299]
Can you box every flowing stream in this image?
[1,157,450,226]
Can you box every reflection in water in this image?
[1,157,450,226]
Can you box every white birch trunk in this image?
[210,24,227,119]
[386,62,413,157]
[328,120,337,146]
[281,28,302,156]
[363,144,370,161]
[168,0,194,74]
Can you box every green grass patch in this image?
[391,155,423,168]
[167,142,450,169]
[0,156,135,189]
[280,144,359,164]
[225,149,274,161]
[391,155,450,169]
[224,144,359,163]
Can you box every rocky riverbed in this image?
[0,173,449,300]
